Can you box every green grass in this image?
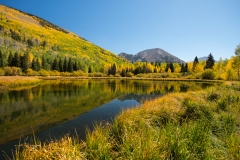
[12,82,240,159]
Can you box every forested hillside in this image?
[0,5,129,75]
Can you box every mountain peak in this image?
[119,48,184,63]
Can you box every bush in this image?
[60,72,72,77]
[202,69,215,80]
[73,70,85,77]
[4,67,22,76]
[26,68,39,76]
[38,69,49,77]
[0,68,5,76]
[114,73,121,77]
[49,70,61,76]
[126,72,134,77]
[88,72,107,77]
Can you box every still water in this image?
[0,79,213,158]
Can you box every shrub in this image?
[4,66,22,76]
[126,72,134,77]
[0,68,5,76]
[26,68,39,76]
[38,69,49,77]
[202,69,215,80]
[49,70,61,76]
[114,73,121,77]
[73,70,85,77]
[60,72,72,77]
[88,72,107,77]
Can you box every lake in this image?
[0,79,214,158]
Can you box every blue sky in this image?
[1,0,240,61]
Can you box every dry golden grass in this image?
[12,136,86,160]
[0,76,41,90]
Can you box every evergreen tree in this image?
[59,58,63,72]
[42,56,48,70]
[12,52,21,67]
[154,67,157,73]
[192,56,199,72]
[63,57,68,72]
[68,58,73,72]
[22,52,30,72]
[169,63,174,73]
[88,66,92,73]
[8,52,13,67]
[184,63,188,72]
[31,57,37,70]
[108,63,117,75]
[180,63,184,73]
[73,61,78,71]
[121,68,126,77]
[35,58,41,71]
[205,53,215,69]
[52,57,59,71]
[165,63,170,72]
[234,44,240,79]
[0,50,4,67]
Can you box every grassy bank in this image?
[11,82,240,159]
[0,76,42,91]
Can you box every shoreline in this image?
[12,82,240,159]
[39,76,224,83]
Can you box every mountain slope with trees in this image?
[0,4,128,74]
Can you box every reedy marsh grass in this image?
[13,82,240,159]
[0,76,42,91]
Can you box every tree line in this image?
[0,45,239,81]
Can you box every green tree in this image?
[88,66,92,73]
[180,63,184,73]
[205,53,215,69]
[184,63,188,72]
[234,44,240,79]
[0,50,4,67]
[36,58,41,71]
[59,58,63,72]
[52,57,59,71]
[31,57,37,71]
[68,58,73,72]
[8,52,13,67]
[22,52,30,72]
[165,63,170,72]
[63,57,68,72]
[169,63,174,73]
[42,56,48,70]
[192,56,199,72]
[73,61,78,71]
[109,63,117,75]
[12,52,21,67]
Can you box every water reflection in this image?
[0,80,215,144]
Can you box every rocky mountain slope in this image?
[119,48,184,63]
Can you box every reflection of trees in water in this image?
[180,84,189,92]
[0,80,217,142]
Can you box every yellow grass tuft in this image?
[14,136,86,160]
[0,76,41,90]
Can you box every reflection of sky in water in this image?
[37,97,141,141]
[0,80,216,159]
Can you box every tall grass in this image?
[11,135,85,160]
[14,83,240,159]
[0,76,41,91]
